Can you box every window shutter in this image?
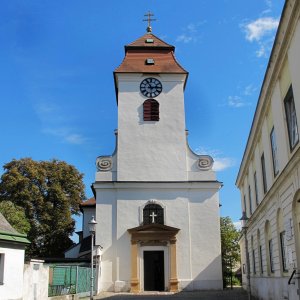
[143,99,159,121]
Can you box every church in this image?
[68,18,223,293]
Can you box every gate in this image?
[48,265,95,296]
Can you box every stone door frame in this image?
[127,223,180,293]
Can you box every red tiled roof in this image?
[126,33,174,49]
[80,197,95,207]
[114,33,187,74]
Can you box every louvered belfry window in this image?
[143,99,159,121]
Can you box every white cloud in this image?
[176,21,206,43]
[261,9,272,15]
[34,100,68,124]
[244,84,257,96]
[34,100,86,145]
[35,102,57,114]
[43,127,86,145]
[65,134,86,145]
[265,0,273,9]
[196,147,235,172]
[233,221,242,231]
[176,34,193,43]
[213,157,235,172]
[228,96,250,108]
[241,17,279,58]
[224,84,255,108]
[256,45,266,57]
[243,17,279,42]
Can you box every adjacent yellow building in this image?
[236,1,300,299]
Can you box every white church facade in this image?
[71,26,223,293]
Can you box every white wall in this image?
[23,260,48,300]
[0,245,25,300]
[94,181,222,292]
[116,73,188,181]
[82,207,95,239]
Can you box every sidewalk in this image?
[83,287,249,300]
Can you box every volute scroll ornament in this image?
[197,155,214,171]
[96,156,113,171]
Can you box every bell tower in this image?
[114,28,189,181]
[93,16,222,293]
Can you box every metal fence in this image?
[48,265,95,297]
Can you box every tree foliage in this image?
[220,216,241,281]
[0,158,86,257]
[0,201,31,234]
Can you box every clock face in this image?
[140,78,162,98]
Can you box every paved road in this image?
[92,288,249,300]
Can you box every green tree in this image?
[220,216,241,287]
[0,158,86,257]
[0,201,31,234]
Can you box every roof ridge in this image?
[126,33,174,48]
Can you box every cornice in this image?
[236,0,300,187]
[93,180,222,190]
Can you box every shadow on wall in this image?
[179,255,223,291]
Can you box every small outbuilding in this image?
[0,212,30,300]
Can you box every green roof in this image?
[0,212,30,245]
[0,230,30,244]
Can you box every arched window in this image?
[143,203,164,225]
[251,236,256,275]
[265,220,274,275]
[277,209,288,273]
[143,99,159,121]
[257,229,263,274]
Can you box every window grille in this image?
[143,204,164,225]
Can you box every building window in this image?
[270,127,279,176]
[252,249,256,274]
[143,203,164,225]
[243,195,247,216]
[269,239,274,273]
[254,172,259,206]
[261,153,267,194]
[0,253,4,285]
[280,231,288,272]
[143,99,159,121]
[248,185,252,214]
[284,85,299,150]
[259,245,263,274]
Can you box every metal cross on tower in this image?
[143,11,156,33]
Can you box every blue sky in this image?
[0,0,284,237]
